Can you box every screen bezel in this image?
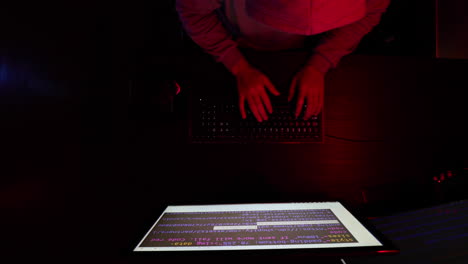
[131,201,399,258]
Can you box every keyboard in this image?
[189,97,323,143]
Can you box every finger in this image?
[254,95,268,121]
[239,95,246,119]
[288,76,297,102]
[295,93,305,118]
[260,91,273,114]
[312,92,321,119]
[314,87,324,116]
[311,97,319,118]
[247,98,263,122]
[314,94,323,116]
[264,76,280,96]
[304,94,315,120]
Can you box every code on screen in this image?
[140,209,357,247]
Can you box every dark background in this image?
[1,0,467,262]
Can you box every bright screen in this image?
[134,202,382,252]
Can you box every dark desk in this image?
[3,50,468,263]
[132,50,467,209]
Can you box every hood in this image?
[245,0,367,35]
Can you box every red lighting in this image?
[377,250,399,254]
[174,81,181,95]
[361,190,368,204]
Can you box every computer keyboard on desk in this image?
[189,97,323,143]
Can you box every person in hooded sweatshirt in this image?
[176,0,391,122]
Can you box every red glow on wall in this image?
[174,81,181,95]
[361,190,368,204]
[377,250,399,254]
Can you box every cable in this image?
[325,134,384,143]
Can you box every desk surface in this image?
[3,52,468,263]
[148,51,468,206]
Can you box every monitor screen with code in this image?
[134,202,389,252]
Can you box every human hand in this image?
[232,58,280,122]
[288,65,325,119]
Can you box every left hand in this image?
[288,65,325,119]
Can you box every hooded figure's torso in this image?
[223,0,366,51]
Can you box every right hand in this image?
[231,58,280,122]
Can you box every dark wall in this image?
[356,0,436,57]
[437,0,468,59]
